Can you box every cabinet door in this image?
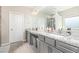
[43,42,49,53]
[47,44,62,53]
[27,32,31,44]
[45,36,55,46]
[30,34,33,45]
[39,41,44,53]
[47,45,53,53]
[56,41,79,53]
[32,36,36,47]
[32,37,40,53]
[53,47,62,53]
[56,44,75,53]
[39,41,48,53]
[39,35,45,41]
[25,31,28,42]
[36,39,40,53]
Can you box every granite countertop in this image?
[27,30,79,47]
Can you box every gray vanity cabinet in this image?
[39,40,48,53]
[30,33,34,45]
[32,38,40,53]
[46,44,62,53]
[30,33,40,53]
[45,36,55,46]
[39,40,44,53]
[38,35,48,53]
[25,31,28,42]
[27,32,31,45]
[56,41,79,53]
[47,45,53,53]
[36,39,40,52]
[45,36,62,53]
[56,41,77,53]
[45,36,55,53]
[52,47,62,53]
[39,35,45,41]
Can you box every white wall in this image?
[24,14,46,30]
[24,15,33,29]
[54,13,63,30]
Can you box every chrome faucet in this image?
[66,28,71,36]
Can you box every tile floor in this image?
[13,43,34,53]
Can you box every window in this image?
[65,17,79,29]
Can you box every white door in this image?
[9,12,24,43]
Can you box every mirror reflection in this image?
[65,17,79,29]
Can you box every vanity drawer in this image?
[53,47,62,53]
[56,41,79,53]
[45,43,62,53]
[39,35,45,41]
[56,44,75,53]
[45,36,55,46]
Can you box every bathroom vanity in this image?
[26,30,79,53]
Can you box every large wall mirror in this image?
[64,16,79,29]
[46,17,56,32]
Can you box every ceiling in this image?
[54,6,74,11]
[30,6,74,11]
[30,6,74,16]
